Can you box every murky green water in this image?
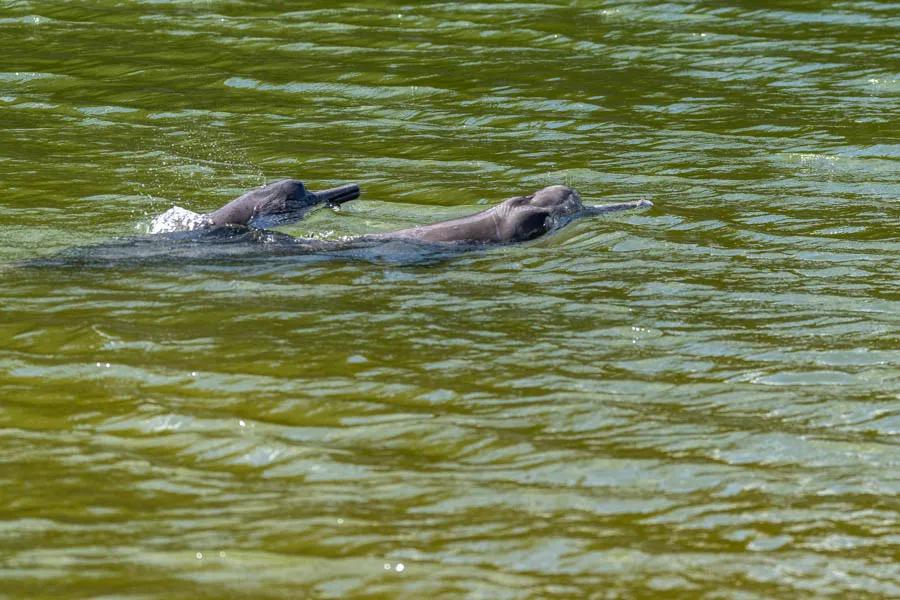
[1,1,898,597]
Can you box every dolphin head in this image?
[496,185,585,241]
[204,179,360,229]
[496,185,652,242]
[247,180,361,229]
[247,179,314,229]
[528,185,586,229]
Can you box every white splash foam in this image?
[149,205,212,234]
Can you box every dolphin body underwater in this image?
[28,179,651,267]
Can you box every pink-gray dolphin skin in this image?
[373,185,652,244]
[23,182,653,269]
[203,182,650,244]
[203,179,360,229]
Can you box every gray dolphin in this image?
[371,185,651,244]
[168,181,649,244]
[204,179,360,229]
[23,182,651,268]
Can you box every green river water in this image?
[1,1,898,598]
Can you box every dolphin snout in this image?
[582,198,653,216]
[312,183,360,207]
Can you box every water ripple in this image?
[1,0,899,597]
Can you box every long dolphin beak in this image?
[313,183,361,207]
[582,198,653,215]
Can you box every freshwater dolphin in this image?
[26,180,651,268]
[205,179,360,229]
[150,179,360,233]
[175,181,650,244]
[371,185,651,244]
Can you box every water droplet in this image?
[196,552,203,560]
[239,420,246,427]
[395,563,405,572]
[383,563,391,570]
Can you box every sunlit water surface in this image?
[1,1,898,598]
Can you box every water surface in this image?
[1,1,898,598]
